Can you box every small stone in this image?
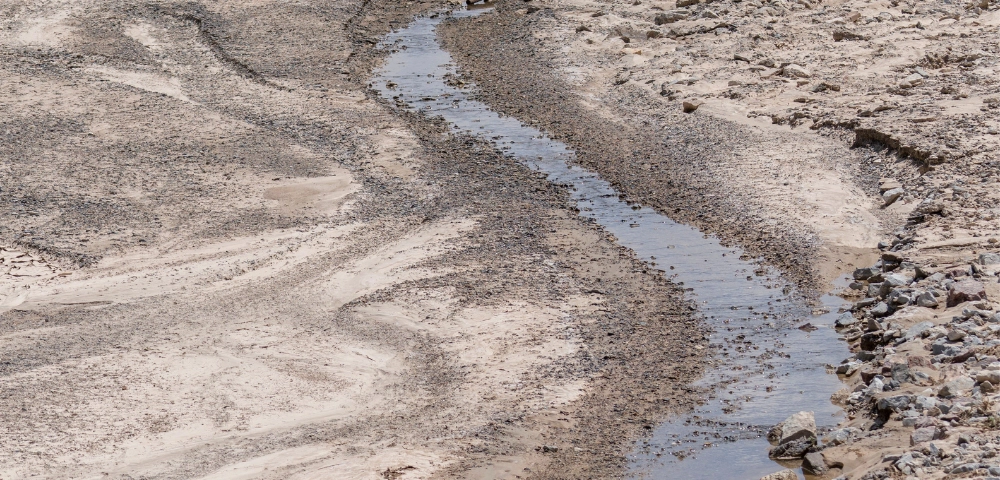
[871,302,891,317]
[854,266,880,280]
[939,377,975,397]
[976,371,1000,384]
[613,69,632,85]
[911,426,938,445]
[768,411,816,445]
[949,463,983,474]
[915,396,937,411]
[654,10,688,24]
[824,428,857,446]
[836,361,860,376]
[906,321,935,339]
[676,0,699,6]
[883,272,912,287]
[981,380,996,393]
[902,73,924,87]
[760,470,798,480]
[682,101,703,113]
[947,329,967,342]
[833,29,869,41]
[802,451,828,475]
[948,280,987,307]
[916,291,939,307]
[883,187,905,206]
[878,394,914,413]
[768,438,813,459]
[783,64,811,78]
[981,253,1000,265]
[835,312,858,328]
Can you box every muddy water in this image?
[372,9,851,479]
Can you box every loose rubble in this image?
[761,247,1000,478]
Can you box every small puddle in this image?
[372,9,851,479]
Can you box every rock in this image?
[916,291,939,307]
[911,426,943,445]
[855,297,877,309]
[760,470,798,480]
[654,10,688,24]
[882,187,905,206]
[939,377,975,397]
[866,317,882,332]
[701,9,718,18]
[949,463,983,474]
[948,280,987,307]
[947,329,967,342]
[836,361,860,376]
[853,266,879,280]
[676,0,699,6]
[833,29,869,41]
[783,64,811,78]
[860,331,883,350]
[913,200,945,216]
[812,82,841,92]
[870,302,891,317]
[901,73,924,88]
[978,371,1000,384]
[682,101,702,113]
[884,272,912,287]
[835,312,858,328]
[906,321,935,339]
[878,394,914,413]
[864,376,884,395]
[802,451,828,475]
[915,396,938,411]
[824,427,858,446]
[768,438,813,459]
[981,380,996,393]
[891,363,914,384]
[888,290,911,306]
[613,69,631,85]
[931,341,964,356]
[769,411,816,445]
[981,253,1000,265]
[895,452,922,474]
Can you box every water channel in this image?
[372,8,852,478]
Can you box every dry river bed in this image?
[1,0,999,478]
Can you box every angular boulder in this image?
[767,411,816,445]
[947,280,987,307]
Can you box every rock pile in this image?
[761,249,1000,478]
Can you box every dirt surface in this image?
[0,0,710,478]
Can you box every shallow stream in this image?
[372,9,852,479]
